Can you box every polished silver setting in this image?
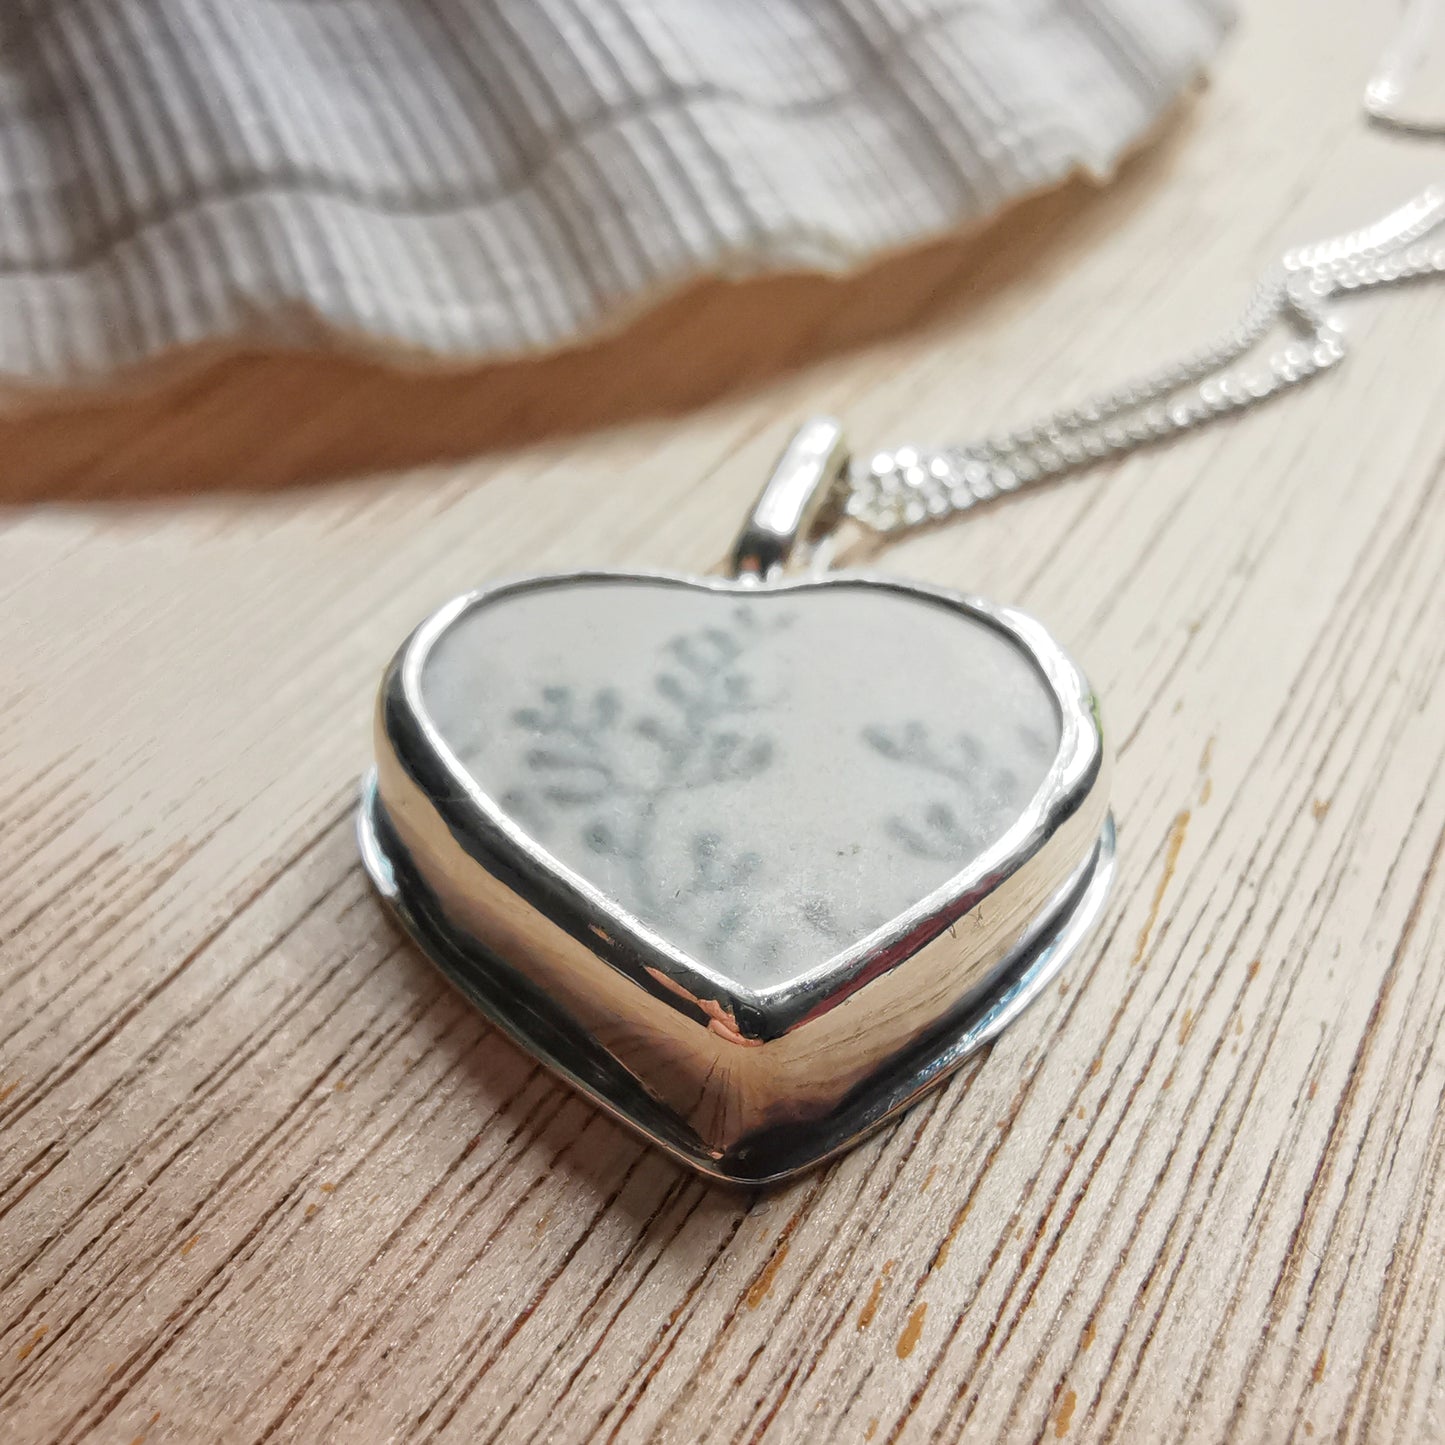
[360,569,1113,1184]
[730,415,850,581]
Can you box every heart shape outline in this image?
[362,569,1112,1180]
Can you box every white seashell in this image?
[0,0,1231,379]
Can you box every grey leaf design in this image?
[867,719,1024,862]
[703,732,774,783]
[525,747,606,774]
[721,672,756,707]
[633,715,682,756]
[728,852,762,889]
[691,830,722,884]
[500,605,792,950]
[701,627,741,662]
[666,637,698,669]
[709,905,746,944]
[739,738,773,777]
[925,802,956,832]
[541,783,609,806]
[655,672,689,707]
[584,820,621,855]
[524,750,612,803]
[591,689,621,729]
[954,733,982,772]
[888,816,948,859]
[862,724,904,760]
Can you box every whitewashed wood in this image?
[3,2,1445,1441]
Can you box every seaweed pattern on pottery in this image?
[490,603,1056,968]
[499,606,844,965]
[863,720,1057,860]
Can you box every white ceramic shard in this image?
[362,572,1112,1179]
[420,582,1060,989]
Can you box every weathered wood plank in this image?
[4,3,1445,1440]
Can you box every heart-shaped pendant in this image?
[360,423,1113,1183]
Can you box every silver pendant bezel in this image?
[359,568,1114,1184]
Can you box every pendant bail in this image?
[729,417,850,581]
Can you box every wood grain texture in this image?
[4,4,1445,1441]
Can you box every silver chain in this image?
[844,185,1445,538]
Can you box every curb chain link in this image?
[845,186,1445,537]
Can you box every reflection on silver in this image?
[359,570,1114,1184]
[730,415,851,582]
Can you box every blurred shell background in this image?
[0,0,1230,383]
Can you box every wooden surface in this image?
[5,5,1445,1441]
